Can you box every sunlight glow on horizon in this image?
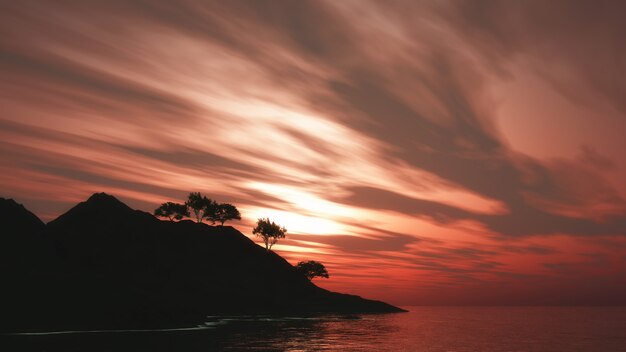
[244,207,345,236]
[2,0,626,306]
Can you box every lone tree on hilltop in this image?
[295,260,329,281]
[185,192,217,223]
[209,203,241,225]
[252,218,286,252]
[154,202,189,221]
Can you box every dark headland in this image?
[0,193,404,333]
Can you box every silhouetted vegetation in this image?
[252,218,286,252]
[185,192,217,223]
[210,203,242,225]
[1,193,404,332]
[154,202,189,221]
[296,260,329,280]
[181,192,242,225]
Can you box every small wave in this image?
[3,326,215,336]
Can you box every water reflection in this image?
[5,307,626,352]
[214,314,401,351]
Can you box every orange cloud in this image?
[2,0,626,305]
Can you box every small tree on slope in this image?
[209,203,241,226]
[154,202,189,221]
[185,192,217,223]
[295,260,329,281]
[252,218,286,251]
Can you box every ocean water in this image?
[4,307,626,351]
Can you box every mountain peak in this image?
[48,192,139,227]
[81,192,133,214]
[81,192,136,213]
[0,197,45,229]
[0,197,26,210]
[86,192,122,204]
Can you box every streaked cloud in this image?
[2,0,625,305]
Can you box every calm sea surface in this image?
[4,307,626,351]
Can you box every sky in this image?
[1,0,626,306]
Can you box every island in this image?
[1,193,405,333]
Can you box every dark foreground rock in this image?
[1,193,405,332]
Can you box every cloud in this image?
[445,0,626,114]
[339,185,626,236]
[1,0,626,304]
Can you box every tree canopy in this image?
[252,218,286,251]
[155,192,243,226]
[185,192,217,223]
[295,260,329,281]
[209,203,241,225]
[154,202,189,221]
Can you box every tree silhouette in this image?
[252,218,286,251]
[209,203,241,225]
[185,192,216,223]
[154,202,189,221]
[295,261,329,281]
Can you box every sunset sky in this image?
[2,0,626,306]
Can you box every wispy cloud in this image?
[2,0,626,305]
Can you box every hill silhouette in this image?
[1,198,55,274]
[1,193,404,332]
